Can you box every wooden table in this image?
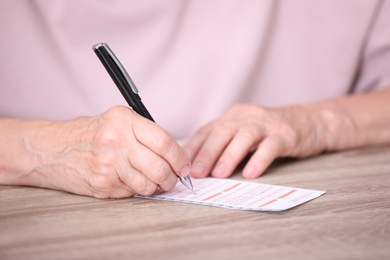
[1,145,390,260]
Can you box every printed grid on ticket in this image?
[137,177,325,211]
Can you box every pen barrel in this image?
[132,101,155,122]
[93,43,154,122]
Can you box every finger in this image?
[119,165,161,195]
[189,125,234,178]
[92,184,137,199]
[132,116,191,178]
[124,143,178,192]
[83,170,139,198]
[211,128,263,178]
[182,125,211,161]
[242,135,282,178]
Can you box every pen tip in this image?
[180,175,195,193]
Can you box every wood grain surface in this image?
[1,145,390,260]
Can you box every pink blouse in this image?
[1,0,389,138]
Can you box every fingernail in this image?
[191,162,205,177]
[243,165,257,178]
[180,164,191,177]
[212,163,226,177]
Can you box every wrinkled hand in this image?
[184,103,330,179]
[25,106,191,198]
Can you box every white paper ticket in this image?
[137,177,325,211]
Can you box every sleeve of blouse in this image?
[353,0,390,92]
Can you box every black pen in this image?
[92,42,194,193]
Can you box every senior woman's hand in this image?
[0,106,191,198]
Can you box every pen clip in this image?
[92,42,138,94]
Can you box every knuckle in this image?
[89,155,118,191]
[89,173,117,191]
[152,132,173,153]
[213,123,234,137]
[138,180,158,196]
[95,106,133,148]
[93,153,114,172]
[152,163,172,183]
[279,123,299,145]
[237,127,258,141]
[105,105,129,117]
[94,125,120,148]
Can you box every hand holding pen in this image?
[93,42,194,193]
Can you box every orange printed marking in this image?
[278,189,297,199]
[259,199,277,207]
[223,183,242,192]
[203,193,222,201]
